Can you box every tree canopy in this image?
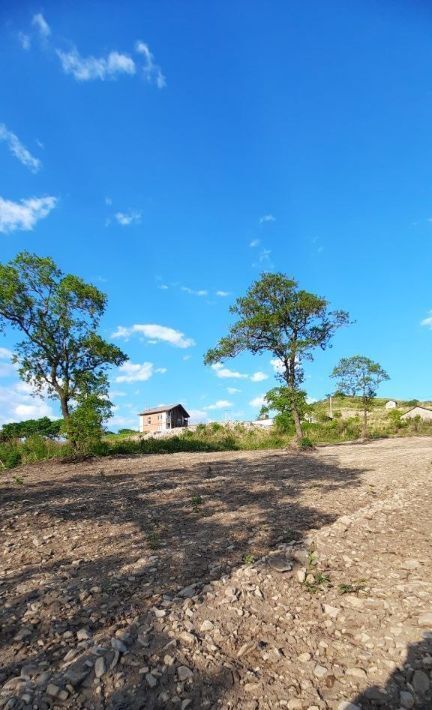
[204,272,350,439]
[0,252,127,421]
[331,355,390,437]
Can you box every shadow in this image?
[351,634,432,709]
[0,448,369,707]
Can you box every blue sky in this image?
[0,0,431,428]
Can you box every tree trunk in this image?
[60,395,70,420]
[362,407,368,439]
[292,407,303,441]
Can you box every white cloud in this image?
[0,195,57,234]
[159,284,169,290]
[182,354,192,361]
[211,363,248,379]
[0,382,55,426]
[112,324,195,349]
[250,371,268,382]
[188,408,209,423]
[421,311,432,328]
[227,387,240,394]
[115,210,142,226]
[204,400,233,411]
[181,286,208,297]
[270,357,284,374]
[109,415,137,428]
[249,395,266,408]
[32,13,51,38]
[259,214,276,224]
[0,124,41,173]
[57,48,136,81]
[115,361,167,383]
[18,32,31,50]
[135,40,166,88]
[250,239,260,247]
[215,290,230,297]
[0,347,13,361]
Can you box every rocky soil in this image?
[0,437,431,709]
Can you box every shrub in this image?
[299,436,314,449]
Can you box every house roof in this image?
[401,405,432,415]
[139,404,190,417]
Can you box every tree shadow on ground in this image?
[0,449,369,708]
[350,633,432,709]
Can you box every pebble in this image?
[111,638,128,653]
[177,666,193,681]
[298,653,311,663]
[313,664,327,678]
[399,691,415,709]
[412,669,430,695]
[145,673,158,688]
[418,611,432,626]
[338,703,360,710]
[200,620,214,632]
[76,628,91,641]
[323,604,340,619]
[94,656,106,678]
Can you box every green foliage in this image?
[1,417,62,441]
[62,391,111,454]
[0,445,22,469]
[0,251,127,422]
[242,553,256,565]
[118,428,137,435]
[262,386,309,433]
[299,436,314,449]
[204,272,349,439]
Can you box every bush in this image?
[0,444,22,469]
[299,436,314,449]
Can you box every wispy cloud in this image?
[250,239,260,248]
[0,195,57,234]
[270,357,284,374]
[211,363,248,380]
[215,290,230,297]
[57,48,136,81]
[421,311,432,328]
[249,394,266,408]
[188,408,209,423]
[32,13,51,38]
[0,380,55,426]
[250,371,268,382]
[227,387,240,394]
[115,210,142,226]
[0,124,41,173]
[112,324,195,349]
[115,361,167,383]
[18,32,31,50]
[135,41,166,88]
[181,286,208,297]
[204,399,233,410]
[259,214,276,224]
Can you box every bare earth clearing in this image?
[1,437,431,709]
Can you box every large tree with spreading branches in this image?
[204,272,350,440]
[0,252,127,423]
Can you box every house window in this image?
[147,417,151,424]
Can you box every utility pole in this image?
[329,394,333,418]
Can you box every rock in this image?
[418,612,432,627]
[200,620,214,632]
[400,691,415,709]
[181,700,192,710]
[412,670,430,695]
[111,638,128,653]
[268,555,293,573]
[145,673,158,688]
[297,568,306,583]
[179,631,195,645]
[287,700,302,709]
[323,604,340,619]
[338,703,360,710]
[94,656,106,678]
[14,627,32,642]
[298,653,311,663]
[363,687,387,703]
[46,683,61,698]
[402,559,420,570]
[178,585,196,598]
[153,609,166,618]
[313,664,327,678]
[177,666,193,682]
[346,667,367,679]
[164,654,175,666]
[77,628,91,641]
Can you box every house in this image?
[401,406,432,422]
[385,400,398,410]
[138,404,190,434]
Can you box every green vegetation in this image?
[0,416,62,441]
[331,355,390,438]
[204,272,349,441]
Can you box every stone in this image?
[14,627,32,642]
[77,628,91,641]
[200,620,214,632]
[323,604,340,619]
[337,703,360,710]
[287,700,302,709]
[145,673,158,688]
[153,609,166,618]
[418,612,432,627]
[181,700,192,710]
[94,657,106,678]
[164,654,175,666]
[346,667,367,679]
[297,568,306,583]
[46,684,61,698]
[313,664,327,678]
[178,585,196,598]
[298,653,311,663]
[179,631,195,645]
[399,691,415,709]
[401,559,420,570]
[111,638,128,653]
[177,666,193,682]
[412,670,429,695]
[268,555,293,573]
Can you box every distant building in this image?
[385,400,398,409]
[401,406,432,422]
[139,404,190,434]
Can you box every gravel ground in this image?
[0,437,431,709]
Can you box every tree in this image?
[204,273,350,440]
[331,355,390,438]
[1,416,62,441]
[0,252,127,422]
[260,386,310,433]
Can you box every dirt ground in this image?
[0,437,431,709]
